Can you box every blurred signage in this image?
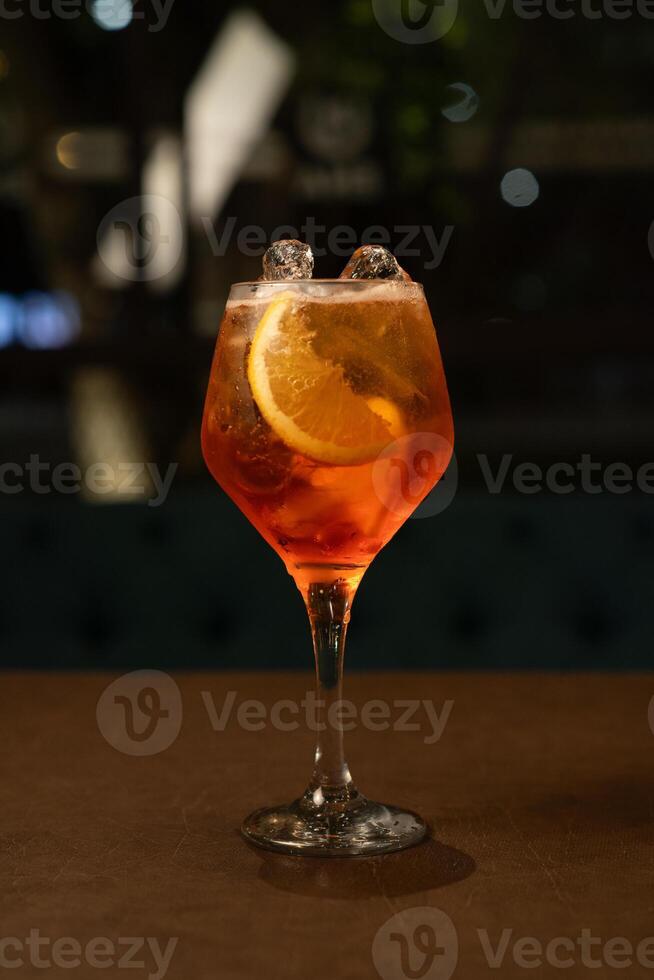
[294,95,384,201]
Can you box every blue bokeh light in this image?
[90,0,134,31]
[0,294,19,348]
[16,292,81,349]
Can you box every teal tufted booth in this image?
[1,489,650,670]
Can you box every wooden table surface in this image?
[1,671,653,979]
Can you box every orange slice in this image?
[247,293,398,465]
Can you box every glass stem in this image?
[303,578,359,807]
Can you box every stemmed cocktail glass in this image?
[202,252,453,856]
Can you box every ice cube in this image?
[262,240,314,281]
[339,245,410,281]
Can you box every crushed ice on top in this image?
[262,240,314,281]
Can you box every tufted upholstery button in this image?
[450,603,488,642]
[505,515,538,546]
[141,516,170,548]
[79,602,118,649]
[21,519,51,553]
[203,609,234,642]
[570,598,618,645]
[632,515,652,544]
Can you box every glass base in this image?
[241,791,427,857]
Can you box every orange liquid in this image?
[202,286,453,590]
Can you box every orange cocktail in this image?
[202,280,452,592]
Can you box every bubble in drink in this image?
[262,240,314,281]
[339,245,411,281]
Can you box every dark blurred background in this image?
[1,0,653,669]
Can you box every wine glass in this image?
[202,278,453,855]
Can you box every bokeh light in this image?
[90,0,134,31]
[0,294,19,348]
[501,168,540,208]
[441,83,479,123]
[55,132,81,170]
[16,292,81,349]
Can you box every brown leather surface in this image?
[1,672,653,979]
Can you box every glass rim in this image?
[229,278,425,294]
